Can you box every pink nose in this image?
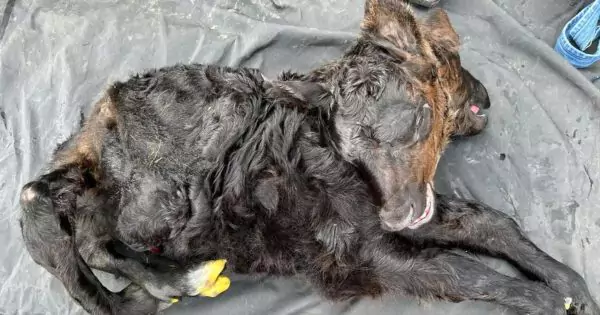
[470,105,480,114]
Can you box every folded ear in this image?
[361,0,424,60]
[421,8,459,53]
[275,80,332,112]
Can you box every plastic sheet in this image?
[1,0,599,314]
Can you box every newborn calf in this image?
[19,1,598,314]
[21,68,598,315]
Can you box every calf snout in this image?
[379,182,435,231]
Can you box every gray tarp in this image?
[1,0,599,314]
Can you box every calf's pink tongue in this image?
[470,105,480,114]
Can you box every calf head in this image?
[335,0,490,231]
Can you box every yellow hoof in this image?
[205,259,227,285]
[193,259,228,296]
[198,276,231,298]
[564,297,573,310]
[170,297,179,304]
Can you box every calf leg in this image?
[20,171,228,314]
[78,237,230,302]
[400,194,599,314]
[371,247,567,315]
[19,180,160,315]
[73,188,230,302]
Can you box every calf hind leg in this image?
[372,248,568,315]
[19,179,160,315]
[20,172,228,314]
[399,194,599,314]
[79,238,231,302]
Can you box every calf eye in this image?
[374,102,433,146]
[413,103,432,142]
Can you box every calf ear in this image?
[281,81,331,109]
[361,0,423,60]
[422,8,459,53]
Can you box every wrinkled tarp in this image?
[1,0,599,314]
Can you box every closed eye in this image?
[374,103,432,146]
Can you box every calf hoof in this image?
[565,296,600,315]
[548,269,600,315]
[549,272,600,315]
[186,259,230,297]
[143,259,230,302]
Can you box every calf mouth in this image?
[469,103,487,117]
[464,78,492,134]
[380,183,436,231]
[408,183,435,229]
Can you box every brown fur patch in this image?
[53,89,117,174]
[362,0,424,60]
[362,3,465,185]
[414,84,446,184]
[422,9,460,53]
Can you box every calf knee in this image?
[19,181,52,214]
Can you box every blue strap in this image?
[555,0,600,68]
[568,1,600,51]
